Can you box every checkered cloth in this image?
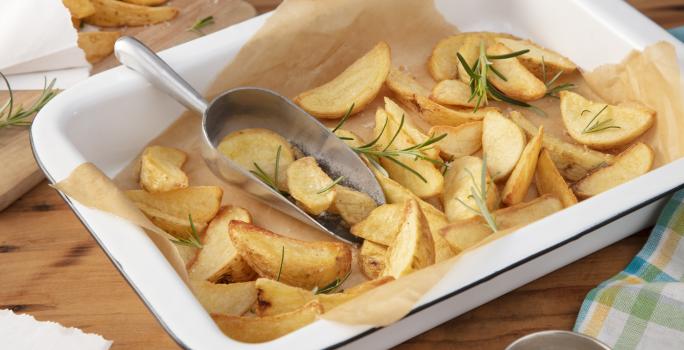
[574,189,684,349]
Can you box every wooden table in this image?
[0,1,680,349]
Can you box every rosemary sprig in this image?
[317,176,344,194]
[276,246,284,281]
[454,156,498,232]
[541,56,575,98]
[313,269,351,294]
[170,214,203,248]
[250,145,286,194]
[582,105,620,134]
[331,103,355,134]
[0,73,58,130]
[188,16,215,36]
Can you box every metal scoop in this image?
[114,36,385,244]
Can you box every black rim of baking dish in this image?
[30,121,684,350]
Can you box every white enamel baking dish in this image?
[31,0,684,348]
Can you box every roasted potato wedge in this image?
[502,127,544,206]
[85,0,178,27]
[359,240,388,279]
[189,206,255,283]
[510,111,613,181]
[440,194,562,253]
[176,245,199,269]
[333,129,365,148]
[536,149,578,208]
[560,91,655,150]
[486,43,546,101]
[63,0,96,18]
[190,280,256,316]
[430,79,475,108]
[229,221,352,290]
[442,156,498,222]
[212,300,322,343]
[329,185,377,225]
[294,42,391,118]
[286,157,337,215]
[386,67,430,101]
[382,199,436,278]
[573,142,654,199]
[430,122,482,159]
[121,0,168,5]
[78,31,121,64]
[495,37,577,79]
[483,110,526,181]
[139,145,188,193]
[456,35,484,84]
[428,32,514,81]
[126,186,222,238]
[218,128,295,190]
[384,97,440,160]
[416,95,494,127]
[351,204,402,245]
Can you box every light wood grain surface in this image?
[0,0,680,349]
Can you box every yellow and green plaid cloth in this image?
[574,189,684,349]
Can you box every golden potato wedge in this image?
[84,0,178,27]
[63,0,96,18]
[536,149,578,208]
[212,300,322,343]
[121,0,168,5]
[190,280,256,316]
[329,185,377,225]
[359,240,388,279]
[386,67,431,101]
[430,122,482,159]
[483,110,526,181]
[384,97,441,161]
[560,91,655,150]
[126,186,222,238]
[229,221,352,290]
[495,37,577,79]
[510,111,613,181]
[415,95,493,127]
[351,204,402,245]
[502,127,544,206]
[486,43,547,101]
[294,42,391,119]
[382,199,436,278]
[286,157,337,215]
[442,156,498,222]
[428,32,505,81]
[78,31,121,64]
[456,35,485,85]
[188,206,255,283]
[573,142,654,199]
[218,128,295,190]
[139,145,188,193]
[255,278,314,316]
[333,128,364,148]
[440,194,562,253]
[431,79,475,108]
[71,17,82,29]
[176,245,199,269]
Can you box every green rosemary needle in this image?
[170,214,203,248]
[0,73,58,130]
[276,246,284,281]
[454,156,498,232]
[250,145,286,194]
[582,105,620,134]
[541,56,575,98]
[317,176,344,194]
[188,16,215,35]
[313,269,351,294]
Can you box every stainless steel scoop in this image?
[114,36,385,244]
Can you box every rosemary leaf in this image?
[581,105,620,134]
[276,246,284,281]
[314,269,351,294]
[188,16,215,35]
[317,176,344,194]
[0,73,58,130]
[331,103,355,133]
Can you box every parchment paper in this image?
[55,0,684,329]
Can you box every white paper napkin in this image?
[0,0,91,90]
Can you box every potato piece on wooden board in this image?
[430,122,482,159]
[510,111,613,181]
[286,157,336,215]
[431,79,475,108]
[573,142,654,199]
[218,128,295,190]
[329,185,377,225]
[359,240,388,279]
[78,31,121,64]
[351,204,402,245]
[486,43,547,101]
[120,0,168,5]
[229,221,352,290]
[386,67,431,101]
[483,110,526,181]
[384,97,441,161]
[382,200,436,278]
[294,42,391,119]
[502,126,544,206]
[212,300,322,343]
[63,0,96,18]
[139,145,188,193]
[190,280,256,316]
[126,186,222,238]
[441,194,562,253]
[442,156,498,222]
[536,149,578,208]
[188,206,255,283]
[84,0,178,27]
[495,37,577,79]
[560,91,655,150]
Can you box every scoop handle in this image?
[114,36,208,114]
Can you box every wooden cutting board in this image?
[0,0,256,211]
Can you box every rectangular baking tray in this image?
[31,0,684,348]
